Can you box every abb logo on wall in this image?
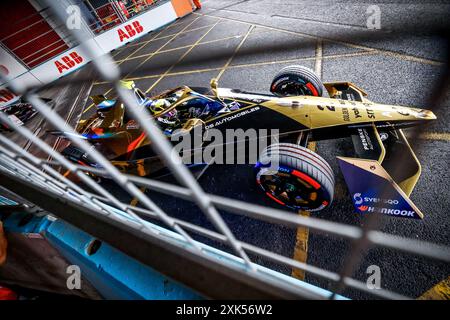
[118,21,144,42]
[55,52,84,74]
[0,88,16,104]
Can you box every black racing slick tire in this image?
[255,143,334,212]
[270,65,324,97]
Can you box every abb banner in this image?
[0,72,40,108]
[29,39,101,84]
[31,50,89,83]
[0,47,28,84]
[0,1,189,107]
[95,3,177,52]
[54,52,84,74]
[118,21,144,42]
[0,68,20,108]
[0,88,19,107]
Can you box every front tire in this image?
[270,65,324,97]
[255,143,334,212]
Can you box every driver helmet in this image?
[147,99,171,114]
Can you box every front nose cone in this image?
[419,109,437,120]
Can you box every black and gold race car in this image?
[58,65,436,218]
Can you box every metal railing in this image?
[84,0,169,35]
[0,1,449,299]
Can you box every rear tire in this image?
[255,143,334,212]
[270,65,325,97]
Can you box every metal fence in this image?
[82,0,168,35]
[0,1,449,299]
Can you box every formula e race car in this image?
[56,65,436,219]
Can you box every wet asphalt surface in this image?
[5,0,450,299]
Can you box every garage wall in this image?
[0,0,70,69]
[0,0,193,108]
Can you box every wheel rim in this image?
[275,81,319,97]
[256,165,330,211]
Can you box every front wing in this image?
[339,125,424,219]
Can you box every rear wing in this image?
[339,124,424,219]
[89,80,137,106]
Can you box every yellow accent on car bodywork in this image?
[418,276,450,300]
[260,95,435,130]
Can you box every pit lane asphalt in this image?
[9,0,449,299]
